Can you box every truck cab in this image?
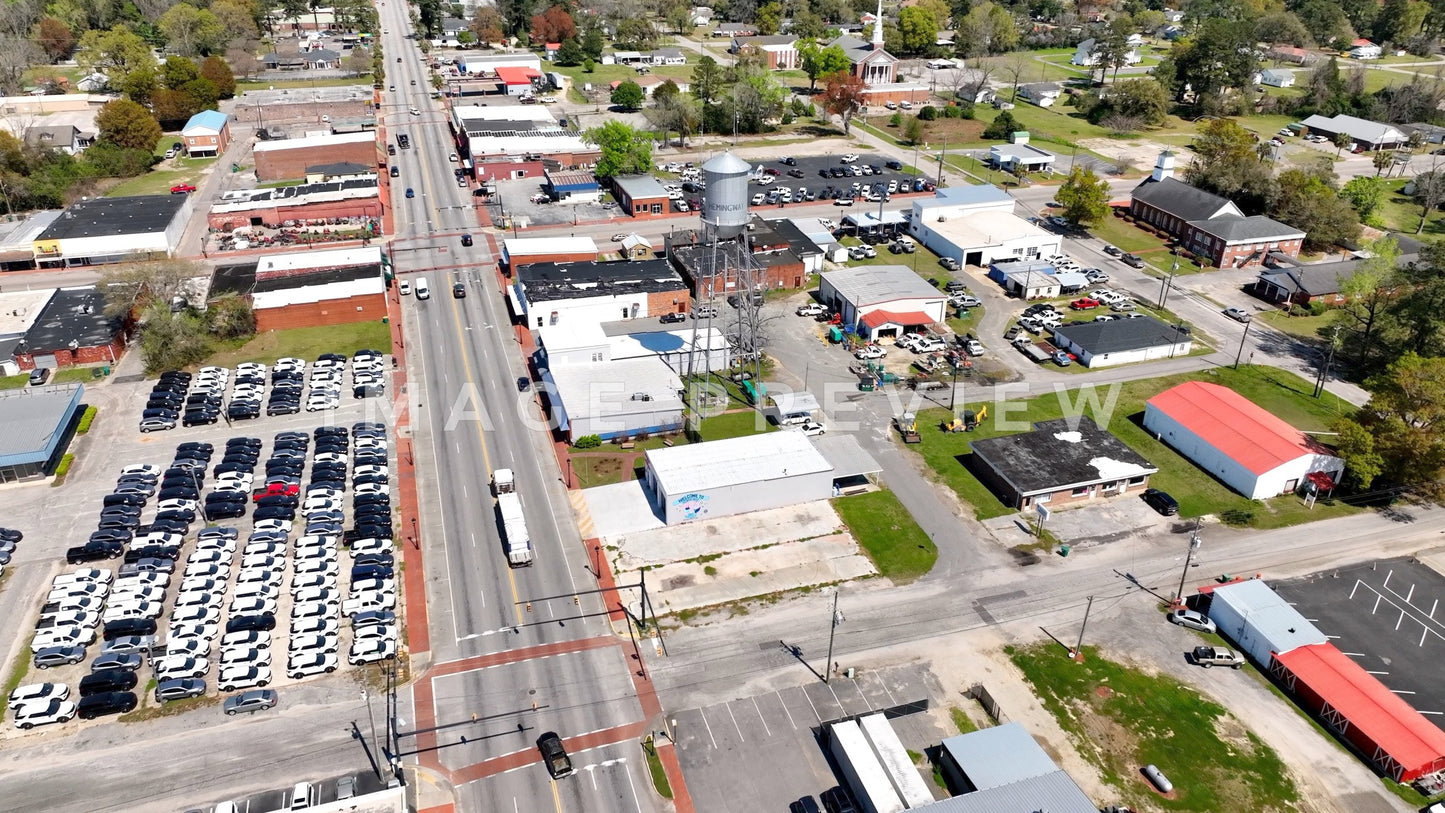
[537,732,574,778]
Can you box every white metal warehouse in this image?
[642,432,834,523]
[1205,578,1327,666]
[817,266,946,341]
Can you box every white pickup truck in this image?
[1192,646,1244,669]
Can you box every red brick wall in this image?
[255,293,388,332]
[475,159,547,181]
[15,335,126,369]
[255,140,379,181]
[207,197,384,230]
[505,252,599,275]
[621,193,670,219]
[184,124,230,155]
[647,288,691,316]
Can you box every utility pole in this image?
[1072,594,1094,657]
[1232,318,1252,369]
[1175,521,1202,605]
[936,138,948,187]
[1157,252,1178,309]
[1314,325,1341,398]
[824,589,843,683]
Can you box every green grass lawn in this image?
[906,365,1358,524]
[52,367,107,385]
[106,155,217,198]
[1009,643,1299,812]
[0,374,28,390]
[237,76,370,91]
[202,322,392,368]
[1256,308,1339,340]
[1087,214,1173,254]
[695,408,775,441]
[831,489,937,583]
[643,742,673,799]
[836,237,958,283]
[1374,178,1445,236]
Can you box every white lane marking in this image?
[1366,670,1391,675]
[622,755,644,813]
[878,677,898,707]
[826,682,845,715]
[699,708,717,750]
[802,687,822,721]
[724,701,745,742]
[849,678,872,713]
[775,691,797,730]
[1393,689,1417,695]
[1421,710,1444,716]
[752,696,772,738]
[1342,651,1366,657]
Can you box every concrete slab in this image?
[981,494,1169,549]
[633,534,877,616]
[582,480,664,538]
[610,501,846,569]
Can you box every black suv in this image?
[67,540,122,564]
[77,691,138,719]
[226,613,276,633]
[103,617,157,640]
[80,669,139,696]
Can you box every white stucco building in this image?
[909,186,1059,268]
[817,266,947,340]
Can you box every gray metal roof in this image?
[811,433,882,480]
[1210,578,1328,654]
[703,151,751,174]
[646,432,832,495]
[821,265,940,307]
[926,769,1098,813]
[1300,114,1405,144]
[1187,214,1304,243]
[940,722,1062,789]
[612,174,669,200]
[1053,315,1191,355]
[0,384,83,464]
[1130,177,1239,222]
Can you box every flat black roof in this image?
[23,288,122,353]
[253,263,381,293]
[210,261,258,298]
[969,416,1157,495]
[517,258,684,301]
[38,195,186,241]
[672,244,801,279]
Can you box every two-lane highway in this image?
[374,6,659,810]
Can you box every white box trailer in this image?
[496,491,534,566]
[828,720,905,813]
[858,714,934,808]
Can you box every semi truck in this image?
[491,469,534,567]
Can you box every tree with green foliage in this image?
[1296,0,1354,48]
[583,120,653,179]
[159,3,226,57]
[1253,11,1312,47]
[162,56,200,89]
[980,109,1020,140]
[555,38,583,66]
[799,42,850,91]
[1353,352,1445,494]
[896,6,938,55]
[1385,241,1445,356]
[692,55,724,112]
[200,55,236,98]
[1161,19,1258,102]
[790,8,827,40]
[95,98,162,153]
[615,18,658,49]
[1330,417,1385,490]
[610,80,645,110]
[1411,169,1445,233]
[76,25,153,76]
[1084,77,1169,126]
[903,115,925,145]
[1340,176,1385,224]
[1339,235,1402,368]
[1055,166,1109,226]
[1271,167,1361,251]
[755,1,782,34]
[957,1,1018,57]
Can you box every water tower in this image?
[701,151,751,241]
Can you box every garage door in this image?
[32,354,58,369]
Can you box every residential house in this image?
[181,110,230,157]
[1071,37,1142,67]
[1251,235,1421,307]
[75,73,109,92]
[987,134,1056,174]
[1299,114,1407,151]
[302,49,340,70]
[24,125,87,155]
[1018,82,1063,107]
[1267,45,1318,64]
[690,6,714,26]
[1349,38,1382,59]
[1128,152,1305,268]
[1258,68,1296,87]
[730,35,799,69]
[1051,316,1194,368]
[714,22,756,37]
[543,43,561,61]
[651,48,687,66]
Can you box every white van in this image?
[290,781,315,810]
[398,280,412,296]
[414,277,430,299]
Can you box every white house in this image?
[1258,68,1295,88]
[1070,37,1142,67]
[1349,38,1382,59]
[987,137,1057,174]
[909,186,1059,268]
[1017,83,1062,107]
[1143,381,1345,498]
[817,265,947,340]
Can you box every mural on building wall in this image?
[672,492,710,520]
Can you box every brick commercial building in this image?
[500,236,598,275]
[511,258,688,329]
[730,35,799,69]
[182,110,230,157]
[967,416,1157,511]
[207,176,382,231]
[239,246,387,332]
[1129,152,1304,268]
[611,175,672,219]
[14,287,125,369]
[253,131,378,181]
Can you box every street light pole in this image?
[1175,521,1202,605]
[823,589,843,683]
[1232,318,1253,369]
[1158,251,1178,309]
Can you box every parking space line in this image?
[699,708,718,750]
[848,679,873,714]
[1421,710,1444,716]
[826,682,845,715]
[1393,690,1416,695]
[774,691,798,730]
[752,697,772,737]
[1342,651,1366,656]
[1366,670,1390,675]
[802,687,822,721]
[725,701,746,742]
[877,676,898,707]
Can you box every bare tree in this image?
[0,36,42,96]
[0,0,43,39]
[1000,53,1031,101]
[98,258,207,319]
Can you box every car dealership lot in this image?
[1,358,403,741]
[1272,558,1445,728]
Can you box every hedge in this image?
[77,405,98,434]
[51,453,75,487]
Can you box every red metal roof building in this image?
[1142,381,1344,499]
[494,66,541,96]
[1272,644,1445,781]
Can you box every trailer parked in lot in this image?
[1013,335,1051,363]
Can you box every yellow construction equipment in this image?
[896,412,921,443]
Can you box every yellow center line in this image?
[551,777,563,811]
[444,269,524,628]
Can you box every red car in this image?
[170,184,197,194]
[252,482,299,501]
[1069,297,1101,310]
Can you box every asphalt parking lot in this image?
[194,771,391,811]
[739,151,930,206]
[2,359,404,741]
[1273,558,1445,729]
[491,177,621,228]
[672,661,945,812]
